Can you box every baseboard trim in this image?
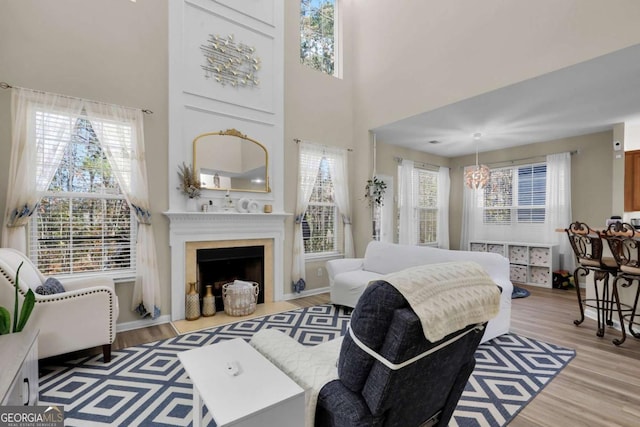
[115,289,330,332]
[283,286,330,301]
[584,308,627,332]
[116,314,172,333]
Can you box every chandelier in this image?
[464,133,490,189]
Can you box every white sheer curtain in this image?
[460,167,483,251]
[292,142,323,292]
[3,88,84,251]
[437,166,450,249]
[378,175,394,243]
[3,87,161,319]
[398,159,417,245]
[326,147,354,258]
[85,104,161,318]
[544,152,573,271]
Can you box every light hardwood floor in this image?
[508,286,640,427]
[89,288,640,426]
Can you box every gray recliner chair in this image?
[252,279,493,426]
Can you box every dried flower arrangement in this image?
[177,163,202,199]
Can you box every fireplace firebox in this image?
[196,245,265,312]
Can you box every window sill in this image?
[418,243,438,248]
[305,252,343,262]
[54,271,136,284]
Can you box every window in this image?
[303,157,338,254]
[483,163,547,225]
[30,113,136,276]
[517,164,547,222]
[416,169,438,244]
[300,0,338,76]
[398,166,439,245]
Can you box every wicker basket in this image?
[222,281,260,316]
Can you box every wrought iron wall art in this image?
[200,34,261,87]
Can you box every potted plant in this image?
[0,262,35,335]
[364,176,387,207]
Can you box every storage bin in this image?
[510,265,527,283]
[529,266,551,286]
[470,243,486,252]
[487,244,506,256]
[509,246,528,263]
[529,247,551,266]
[222,281,260,316]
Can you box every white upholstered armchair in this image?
[0,248,119,362]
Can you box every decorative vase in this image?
[186,197,198,212]
[202,285,216,317]
[185,282,200,321]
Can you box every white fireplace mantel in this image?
[165,211,291,320]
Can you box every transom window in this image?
[30,114,136,276]
[300,0,338,76]
[303,157,338,254]
[483,163,547,225]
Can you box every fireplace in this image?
[165,212,288,321]
[197,245,265,311]
[183,237,275,319]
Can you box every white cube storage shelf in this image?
[470,241,559,288]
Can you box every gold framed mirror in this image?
[193,129,270,193]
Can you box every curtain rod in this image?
[478,149,580,168]
[0,81,153,114]
[393,156,440,170]
[293,138,353,152]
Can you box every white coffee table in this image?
[178,338,305,427]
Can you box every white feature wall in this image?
[168,0,286,317]
[169,0,284,211]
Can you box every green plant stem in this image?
[0,307,9,335]
[12,262,19,332]
[7,261,35,334]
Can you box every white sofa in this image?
[326,241,512,343]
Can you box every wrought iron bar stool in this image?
[565,221,620,337]
[602,222,640,345]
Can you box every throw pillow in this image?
[35,277,66,295]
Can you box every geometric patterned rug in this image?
[38,305,575,426]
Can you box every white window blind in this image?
[483,163,546,225]
[30,114,136,276]
[517,164,546,223]
[304,157,339,254]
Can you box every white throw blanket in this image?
[382,261,501,342]
[250,329,342,427]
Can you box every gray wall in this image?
[376,131,615,250]
[449,131,615,249]
[0,0,637,323]
[0,0,170,324]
